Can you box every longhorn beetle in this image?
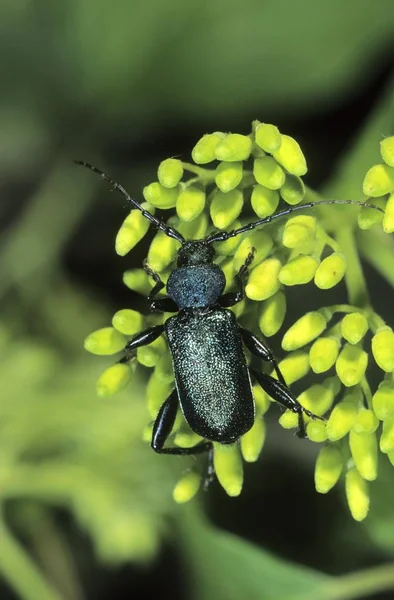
[76,160,382,481]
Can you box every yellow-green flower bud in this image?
[255,123,281,153]
[346,467,369,521]
[157,158,183,188]
[112,309,143,336]
[314,253,346,289]
[380,416,394,453]
[388,451,394,466]
[282,215,316,249]
[273,135,307,176]
[309,337,340,373]
[173,471,201,504]
[279,255,319,286]
[326,401,358,441]
[371,326,394,372]
[137,335,166,368]
[84,327,126,355]
[176,186,206,222]
[253,156,286,190]
[277,351,310,384]
[142,422,154,443]
[258,291,286,337]
[96,363,131,397]
[306,420,327,442]
[349,430,378,481]
[352,408,379,434]
[335,344,368,387]
[279,411,298,429]
[363,164,394,197]
[298,384,334,417]
[233,230,273,272]
[155,352,174,384]
[251,185,280,218]
[280,174,305,205]
[174,429,204,448]
[383,192,394,234]
[147,230,179,272]
[323,375,342,397]
[372,380,394,420]
[282,311,327,352]
[381,136,394,167]
[220,257,235,291]
[177,212,208,240]
[315,445,343,493]
[215,133,252,162]
[215,161,243,192]
[345,468,369,521]
[341,313,369,345]
[245,257,281,301]
[213,443,243,496]
[116,203,154,256]
[210,189,243,229]
[357,197,385,230]
[192,132,224,164]
[241,418,266,462]
[252,384,271,415]
[123,269,151,295]
[143,182,179,208]
[146,371,173,418]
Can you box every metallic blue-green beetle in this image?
[77,161,376,478]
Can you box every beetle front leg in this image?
[219,248,256,307]
[143,259,165,301]
[152,390,212,455]
[119,324,164,363]
[250,368,324,438]
[143,260,178,313]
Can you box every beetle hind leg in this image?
[250,368,324,439]
[152,390,212,455]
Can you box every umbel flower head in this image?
[84,126,394,520]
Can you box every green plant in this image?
[85,113,394,521]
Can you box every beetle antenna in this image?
[74,161,185,243]
[206,199,384,243]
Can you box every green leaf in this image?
[182,510,394,600]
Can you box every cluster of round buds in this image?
[84,125,392,512]
[278,307,394,520]
[359,135,394,231]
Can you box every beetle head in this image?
[177,241,215,267]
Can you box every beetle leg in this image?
[143,259,165,301]
[203,445,215,491]
[250,368,324,438]
[149,297,179,313]
[240,327,287,386]
[143,260,178,313]
[218,248,256,307]
[119,324,164,363]
[152,390,212,455]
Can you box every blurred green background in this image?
[1,1,394,599]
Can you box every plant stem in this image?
[0,515,63,600]
[319,561,394,600]
[335,228,370,308]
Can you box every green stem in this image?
[181,162,215,184]
[319,561,394,600]
[335,228,370,308]
[358,228,394,288]
[0,514,63,600]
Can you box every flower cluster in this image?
[85,124,394,518]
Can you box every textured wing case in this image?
[165,309,255,442]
